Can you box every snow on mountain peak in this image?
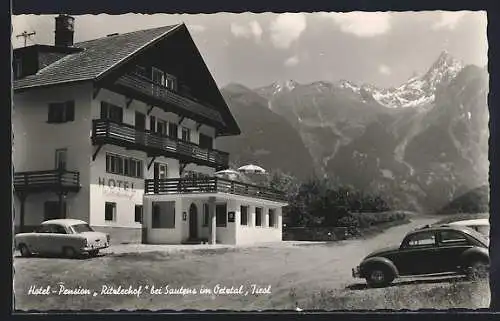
[271,80,298,94]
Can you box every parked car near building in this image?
[15,219,110,258]
[352,225,489,288]
[447,218,490,238]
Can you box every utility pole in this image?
[16,30,36,47]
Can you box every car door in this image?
[435,230,474,272]
[34,224,57,254]
[390,230,439,276]
[50,223,72,254]
[25,225,49,253]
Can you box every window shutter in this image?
[48,104,57,122]
[66,101,75,121]
[100,102,108,119]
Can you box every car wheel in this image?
[88,250,99,257]
[366,265,394,288]
[467,260,489,281]
[18,244,31,257]
[62,246,77,259]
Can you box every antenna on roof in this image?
[16,30,36,47]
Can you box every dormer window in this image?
[151,66,177,91]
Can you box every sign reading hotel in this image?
[98,177,139,199]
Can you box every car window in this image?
[472,225,490,237]
[403,231,436,248]
[35,225,53,233]
[52,225,68,234]
[71,224,93,233]
[439,230,469,245]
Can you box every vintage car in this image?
[15,219,110,258]
[352,225,489,288]
[447,218,489,238]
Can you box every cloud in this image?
[188,24,206,33]
[284,55,300,67]
[230,20,262,42]
[270,13,307,49]
[432,11,467,30]
[378,64,392,75]
[319,12,392,37]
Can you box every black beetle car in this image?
[352,225,489,288]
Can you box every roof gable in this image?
[13,24,181,91]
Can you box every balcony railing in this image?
[14,169,81,194]
[144,177,287,202]
[114,72,225,125]
[92,119,229,169]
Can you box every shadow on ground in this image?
[346,275,469,291]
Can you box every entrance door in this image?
[153,163,168,179]
[151,67,165,96]
[189,203,198,239]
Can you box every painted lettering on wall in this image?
[98,177,138,200]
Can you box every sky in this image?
[11,11,487,89]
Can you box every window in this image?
[199,134,213,150]
[135,205,143,223]
[100,101,123,123]
[106,153,143,178]
[255,207,263,227]
[268,209,276,228]
[216,204,227,227]
[157,120,167,136]
[44,201,66,220]
[439,231,469,245]
[240,206,248,226]
[153,163,168,179]
[152,201,175,228]
[149,116,156,132]
[181,127,191,142]
[404,231,436,247]
[35,225,53,233]
[55,149,67,170]
[105,202,116,221]
[48,101,75,123]
[152,67,165,86]
[165,74,177,91]
[202,204,210,227]
[169,122,178,138]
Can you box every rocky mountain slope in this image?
[220,51,489,212]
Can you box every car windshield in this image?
[71,224,94,233]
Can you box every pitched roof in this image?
[14,24,181,91]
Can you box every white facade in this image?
[14,83,286,244]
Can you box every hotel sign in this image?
[98,177,139,199]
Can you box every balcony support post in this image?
[179,162,188,176]
[208,196,216,245]
[178,116,185,125]
[147,105,155,115]
[147,157,156,171]
[196,123,202,131]
[92,144,103,161]
[125,97,133,108]
[93,86,101,99]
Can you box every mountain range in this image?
[216,51,489,212]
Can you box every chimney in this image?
[54,14,75,47]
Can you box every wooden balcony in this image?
[92,119,229,169]
[14,169,81,194]
[113,72,225,127]
[144,177,287,203]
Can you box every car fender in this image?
[461,247,489,266]
[360,256,399,277]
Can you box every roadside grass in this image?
[436,213,489,225]
[348,211,412,239]
[300,278,489,310]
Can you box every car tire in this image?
[466,259,489,281]
[88,250,99,257]
[62,246,77,259]
[19,244,31,257]
[365,265,394,288]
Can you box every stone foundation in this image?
[91,226,143,244]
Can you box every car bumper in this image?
[352,266,362,278]
[81,243,109,252]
